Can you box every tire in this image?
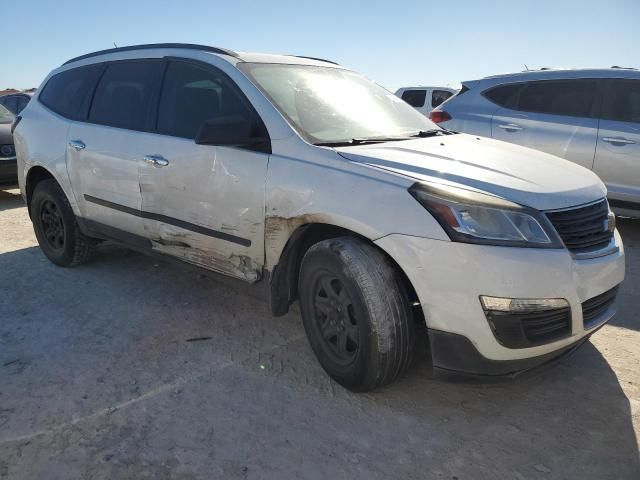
[298,236,414,392]
[30,179,97,267]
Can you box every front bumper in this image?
[0,158,17,185]
[375,231,625,372]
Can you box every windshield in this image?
[238,63,438,145]
[0,104,13,124]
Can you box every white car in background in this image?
[14,44,625,391]
[395,86,457,116]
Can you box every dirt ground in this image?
[0,186,638,480]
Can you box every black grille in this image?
[485,307,572,349]
[546,200,613,253]
[582,286,619,328]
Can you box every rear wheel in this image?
[31,179,97,267]
[298,237,414,391]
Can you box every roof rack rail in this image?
[63,43,239,66]
[611,65,637,70]
[292,55,339,65]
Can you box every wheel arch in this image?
[25,165,57,217]
[268,221,424,328]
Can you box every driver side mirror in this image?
[195,115,268,151]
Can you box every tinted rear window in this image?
[89,61,164,131]
[17,96,30,113]
[1,96,17,113]
[39,64,104,120]
[483,83,523,108]
[431,89,453,108]
[602,79,640,123]
[401,89,426,108]
[515,79,597,117]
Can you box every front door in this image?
[138,59,269,282]
[593,78,640,208]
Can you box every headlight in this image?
[409,182,563,248]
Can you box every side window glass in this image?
[516,80,597,117]
[89,61,164,131]
[602,79,640,123]
[431,90,453,108]
[39,64,104,120]
[2,97,19,114]
[483,83,522,108]
[157,61,253,140]
[17,97,30,113]
[401,90,426,108]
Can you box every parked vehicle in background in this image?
[431,68,640,217]
[0,104,17,186]
[395,86,456,116]
[0,92,33,115]
[14,44,625,391]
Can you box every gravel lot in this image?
[0,186,638,479]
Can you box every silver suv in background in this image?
[431,69,640,217]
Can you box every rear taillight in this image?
[428,110,452,123]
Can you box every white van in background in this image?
[395,86,457,116]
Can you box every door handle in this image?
[68,140,86,151]
[602,136,635,146]
[143,155,170,167]
[498,123,524,132]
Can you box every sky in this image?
[2,0,639,92]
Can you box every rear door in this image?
[593,78,640,207]
[490,79,600,170]
[67,60,164,238]
[137,59,270,282]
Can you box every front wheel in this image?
[298,237,415,392]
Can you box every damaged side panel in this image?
[135,133,269,284]
[150,223,260,282]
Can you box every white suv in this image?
[395,86,456,116]
[15,44,625,391]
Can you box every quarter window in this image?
[89,61,164,131]
[157,61,254,140]
[602,79,640,123]
[401,89,427,108]
[483,83,523,108]
[431,90,453,108]
[17,96,30,113]
[39,64,104,120]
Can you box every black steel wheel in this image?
[39,199,65,250]
[299,237,414,392]
[311,272,361,366]
[30,179,97,267]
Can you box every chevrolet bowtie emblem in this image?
[605,211,616,233]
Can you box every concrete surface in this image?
[0,186,638,479]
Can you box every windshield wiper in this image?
[313,137,414,147]
[409,129,456,138]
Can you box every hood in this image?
[336,133,606,211]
